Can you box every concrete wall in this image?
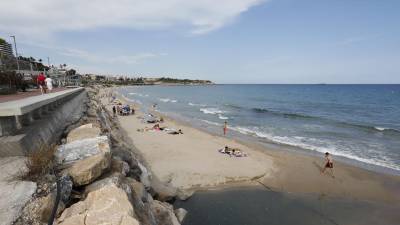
[0,90,88,157]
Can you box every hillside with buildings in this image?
[1,36,212,95]
[83,74,213,86]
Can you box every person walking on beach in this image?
[321,152,334,178]
[45,75,53,93]
[223,121,228,135]
[37,72,46,94]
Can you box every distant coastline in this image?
[82,75,213,86]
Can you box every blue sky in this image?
[0,0,399,83]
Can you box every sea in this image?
[173,187,400,225]
[118,84,400,175]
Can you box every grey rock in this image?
[66,150,111,186]
[111,158,130,176]
[84,174,123,195]
[56,136,109,166]
[59,175,73,204]
[176,189,195,201]
[57,183,139,225]
[17,189,66,224]
[150,200,180,225]
[0,157,37,225]
[138,162,151,188]
[112,145,142,180]
[127,178,147,202]
[149,176,177,202]
[174,208,188,223]
[66,123,101,143]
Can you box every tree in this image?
[66,69,76,75]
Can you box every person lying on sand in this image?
[143,124,166,131]
[168,129,183,135]
[219,146,248,157]
[233,149,246,157]
[152,124,161,131]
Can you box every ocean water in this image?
[119,84,400,174]
[174,187,400,225]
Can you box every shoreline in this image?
[106,88,400,204]
[160,110,400,176]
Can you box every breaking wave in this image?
[200,108,226,115]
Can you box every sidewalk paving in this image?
[0,88,67,103]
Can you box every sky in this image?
[0,0,399,84]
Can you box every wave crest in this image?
[200,108,226,115]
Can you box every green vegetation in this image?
[158,77,212,84]
[0,38,5,44]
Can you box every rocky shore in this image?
[13,86,186,225]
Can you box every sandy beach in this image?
[100,89,400,204]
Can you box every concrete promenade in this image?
[0,88,67,103]
[0,87,87,157]
[0,87,84,136]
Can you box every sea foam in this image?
[200,108,225,115]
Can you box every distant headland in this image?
[82,75,213,86]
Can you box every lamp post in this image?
[10,35,20,74]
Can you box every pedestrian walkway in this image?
[0,88,67,103]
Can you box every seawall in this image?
[0,88,88,157]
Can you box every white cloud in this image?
[60,48,166,64]
[0,0,266,37]
[20,41,166,65]
[337,34,382,46]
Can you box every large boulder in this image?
[111,158,130,176]
[176,189,195,201]
[66,151,111,186]
[174,208,188,223]
[20,190,64,224]
[125,178,157,225]
[0,157,37,225]
[150,200,180,225]
[112,145,142,181]
[128,178,147,202]
[57,184,139,225]
[66,123,101,143]
[83,174,123,195]
[56,136,109,167]
[149,176,177,202]
[56,136,111,186]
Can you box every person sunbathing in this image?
[219,146,233,155]
[168,129,183,135]
[218,146,247,157]
[153,124,161,130]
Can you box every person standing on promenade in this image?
[45,75,53,93]
[321,152,334,178]
[37,72,46,94]
[223,121,228,135]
